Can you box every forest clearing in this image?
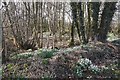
[0,0,120,79]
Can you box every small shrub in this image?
[11,53,33,60]
[7,63,14,71]
[74,58,101,77]
[38,49,58,58]
[74,58,119,78]
[42,59,49,65]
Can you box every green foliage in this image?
[89,64,101,74]
[107,33,119,41]
[7,63,14,71]
[11,49,58,60]
[42,59,49,65]
[74,58,119,78]
[11,53,34,60]
[4,63,18,77]
[38,49,58,59]
[74,65,83,77]
[74,58,101,77]
[114,70,120,76]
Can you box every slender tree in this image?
[78,2,87,44]
[91,2,101,41]
[70,2,82,46]
[86,2,91,42]
[0,3,3,63]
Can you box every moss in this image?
[42,59,49,65]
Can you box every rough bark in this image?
[71,2,81,42]
[98,2,117,42]
[0,3,3,63]
[78,2,87,44]
[91,2,101,41]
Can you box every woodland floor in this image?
[2,39,120,79]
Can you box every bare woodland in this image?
[0,1,120,79]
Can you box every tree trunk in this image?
[78,2,87,44]
[70,2,81,42]
[70,21,74,46]
[40,2,43,48]
[86,2,91,42]
[91,2,101,41]
[62,3,65,35]
[0,5,4,63]
[98,2,117,42]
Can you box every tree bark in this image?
[91,2,101,41]
[78,2,87,44]
[0,4,3,63]
[98,2,117,42]
[86,2,91,42]
[70,21,74,46]
[70,2,81,42]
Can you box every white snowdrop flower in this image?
[112,68,114,70]
[89,64,98,69]
[101,66,108,70]
[101,65,106,69]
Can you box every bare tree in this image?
[98,2,117,42]
[0,2,3,64]
[78,2,87,44]
[91,2,101,41]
